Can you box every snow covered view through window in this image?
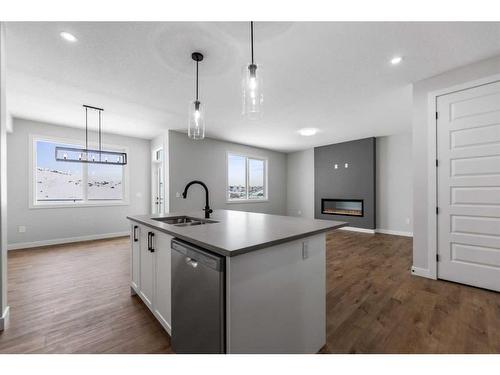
[227,153,266,201]
[36,140,123,202]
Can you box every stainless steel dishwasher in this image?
[171,238,225,354]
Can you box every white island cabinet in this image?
[130,223,172,334]
[225,233,326,353]
[128,210,346,353]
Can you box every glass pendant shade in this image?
[188,100,205,140]
[242,63,263,119]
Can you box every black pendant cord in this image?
[98,109,102,161]
[83,105,105,159]
[195,60,199,101]
[250,21,254,65]
[85,106,88,152]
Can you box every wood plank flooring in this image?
[0,237,172,353]
[1,230,499,353]
[323,231,500,353]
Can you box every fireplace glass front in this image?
[321,199,363,217]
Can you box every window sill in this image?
[30,201,130,209]
[226,199,269,204]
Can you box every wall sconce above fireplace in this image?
[333,162,350,170]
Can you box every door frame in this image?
[425,73,500,280]
[151,146,164,214]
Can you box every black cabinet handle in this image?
[147,232,155,252]
[149,232,155,252]
[133,225,138,242]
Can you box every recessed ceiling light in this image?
[390,56,403,65]
[60,31,78,43]
[298,128,319,136]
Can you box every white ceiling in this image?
[6,22,500,152]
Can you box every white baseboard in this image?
[0,306,10,331]
[375,229,413,237]
[8,231,129,250]
[339,226,413,237]
[339,226,376,234]
[411,266,433,279]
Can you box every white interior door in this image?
[437,80,500,291]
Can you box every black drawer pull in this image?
[148,232,155,252]
[133,225,139,242]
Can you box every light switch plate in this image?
[302,241,309,259]
[18,225,26,233]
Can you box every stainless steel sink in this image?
[152,216,218,227]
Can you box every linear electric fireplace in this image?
[321,199,364,217]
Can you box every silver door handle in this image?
[185,257,198,268]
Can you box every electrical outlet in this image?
[405,217,410,225]
[176,192,182,198]
[18,225,26,233]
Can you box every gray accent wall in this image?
[314,137,376,229]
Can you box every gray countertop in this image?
[127,209,347,257]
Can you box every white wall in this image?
[168,130,287,215]
[285,134,413,234]
[286,149,314,219]
[412,54,500,273]
[7,118,151,248]
[376,134,413,235]
[0,22,8,328]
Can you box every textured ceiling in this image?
[6,22,500,152]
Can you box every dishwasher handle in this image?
[171,239,224,272]
[185,257,198,268]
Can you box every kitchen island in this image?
[127,209,346,354]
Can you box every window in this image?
[33,137,126,207]
[227,153,267,202]
[87,163,123,200]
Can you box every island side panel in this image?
[226,233,326,354]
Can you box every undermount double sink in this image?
[152,215,219,227]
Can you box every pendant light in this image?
[242,21,263,119]
[55,105,127,165]
[188,52,205,140]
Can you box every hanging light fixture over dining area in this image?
[55,105,127,165]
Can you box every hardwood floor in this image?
[323,231,500,354]
[0,237,172,354]
[1,230,499,353]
